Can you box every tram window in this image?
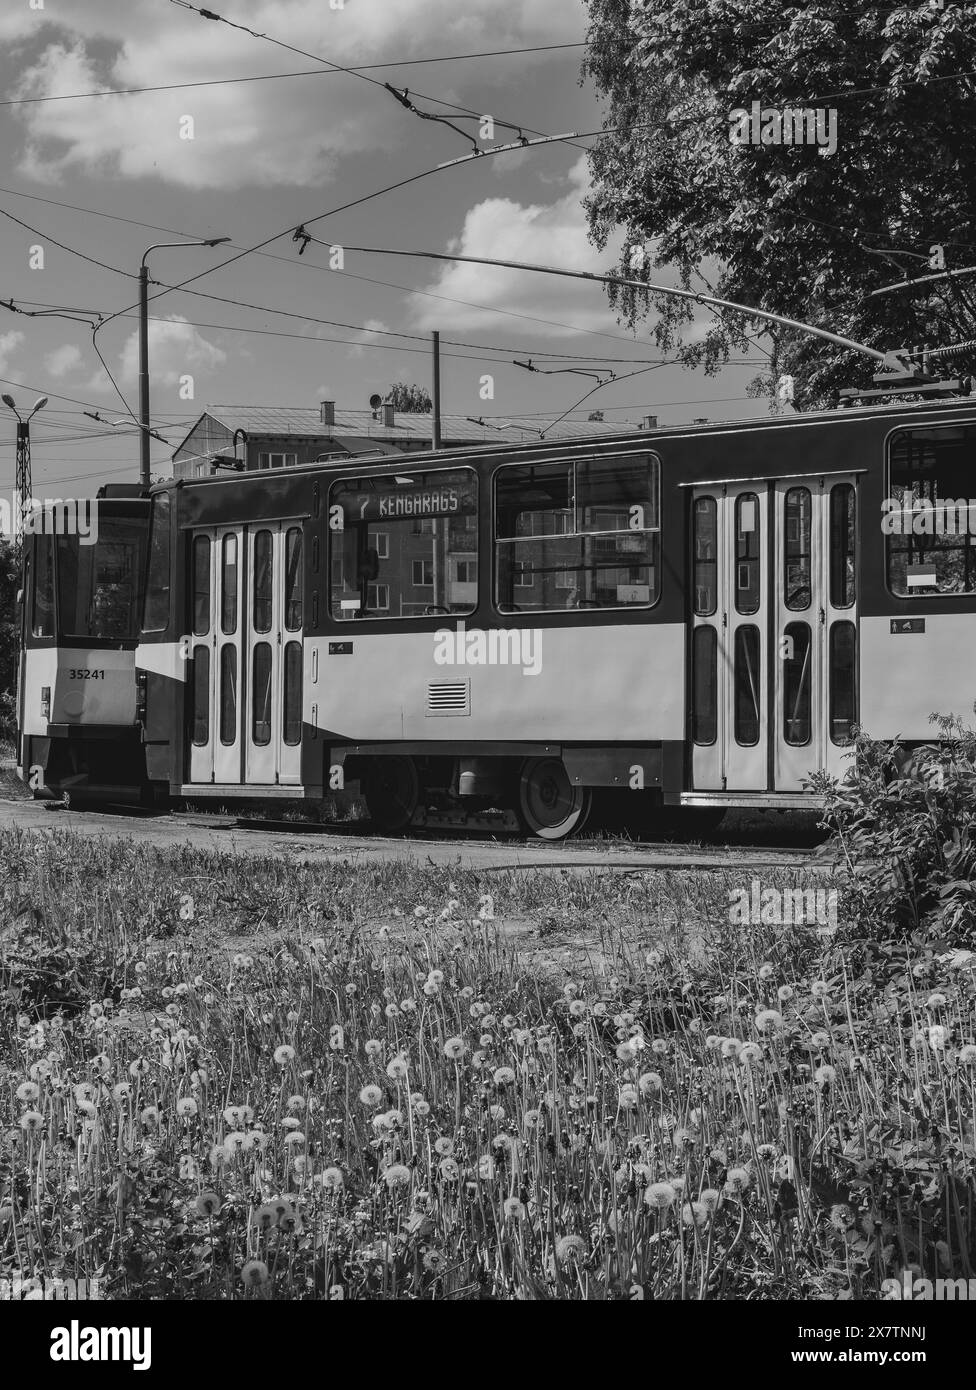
[191,646,209,746]
[283,641,302,745]
[735,493,760,615]
[192,535,210,637]
[494,454,660,613]
[221,533,238,636]
[693,496,717,616]
[888,426,976,595]
[733,625,761,746]
[253,531,273,634]
[328,467,477,620]
[57,518,147,642]
[783,621,812,746]
[32,534,55,637]
[784,488,812,611]
[252,643,272,745]
[692,625,717,745]
[144,492,172,633]
[830,621,857,745]
[285,528,303,631]
[219,645,237,745]
[829,484,856,608]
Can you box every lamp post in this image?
[2,393,47,538]
[139,238,230,487]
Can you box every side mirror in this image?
[357,547,380,583]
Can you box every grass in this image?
[1,827,973,1300]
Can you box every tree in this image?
[587,409,605,421]
[582,1,976,408]
[387,383,433,413]
[0,538,21,742]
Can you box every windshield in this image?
[56,515,147,641]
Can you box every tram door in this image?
[188,522,304,787]
[690,477,858,792]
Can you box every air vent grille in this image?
[426,680,470,716]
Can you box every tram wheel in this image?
[517,757,592,841]
[363,756,421,834]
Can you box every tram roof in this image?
[151,393,976,495]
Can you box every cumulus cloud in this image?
[7,0,586,189]
[411,156,623,335]
[0,330,26,376]
[118,316,226,388]
[43,343,83,378]
[348,319,390,359]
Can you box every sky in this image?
[0,0,770,497]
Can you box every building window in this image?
[258,451,297,469]
[329,467,478,621]
[494,454,660,613]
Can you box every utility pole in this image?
[138,237,230,486]
[2,393,47,538]
[431,331,442,449]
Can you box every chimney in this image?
[642,414,658,431]
[382,402,395,429]
[320,400,335,427]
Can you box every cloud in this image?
[43,343,83,378]
[411,155,623,335]
[118,316,226,388]
[0,330,26,376]
[348,319,390,359]
[8,0,587,189]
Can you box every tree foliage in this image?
[582,0,976,407]
[387,383,433,413]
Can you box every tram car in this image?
[17,484,150,802]
[125,394,976,838]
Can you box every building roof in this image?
[172,405,634,458]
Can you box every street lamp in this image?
[2,393,48,536]
[139,237,230,486]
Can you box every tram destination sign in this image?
[339,481,476,523]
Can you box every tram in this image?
[128,394,976,838]
[17,484,150,802]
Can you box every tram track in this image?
[0,796,835,872]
